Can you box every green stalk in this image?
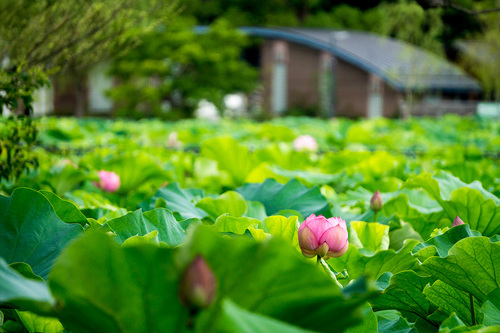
[470,293,476,326]
[373,210,378,223]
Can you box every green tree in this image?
[0,0,176,114]
[108,18,258,119]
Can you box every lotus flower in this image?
[298,214,349,260]
[95,170,120,192]
[179,255,217,309]
[452,216,465,227]
[293,135,318,152]
[370,190,383,212]
[167,131,181,149]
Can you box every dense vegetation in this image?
[1,115,499,332]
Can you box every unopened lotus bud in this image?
[452,216,465,227]
[370,190,383,212]
[179,255,216,309]
[298,214,349,260]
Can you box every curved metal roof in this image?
[234,27,482,93]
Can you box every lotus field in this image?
[1,115,500,333]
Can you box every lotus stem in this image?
[470,293,476,326]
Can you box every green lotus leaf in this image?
[107,208,186,246]
[421,237,500,302]
[236,178,330,218]
[0,188,84,279]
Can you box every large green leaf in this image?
[0,258,55,313]
[213,299,315,333]
[443,187,500,236]
[196,191,248,219]
[106,208,186,246]
[412,224,481,261]
[47,232,188,333]
[424,280,483,326]
[328,240,419,285]
[371,271,436,325]
[140,182,207,220]
[421,237,500,302]
[0,188,84,279]
[402,172,500,236]
[40,190,88,227]
[201,136,255,185]
[384,193,447,240]
[182,226,370,333]
[235,178,330,218]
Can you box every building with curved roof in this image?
[236,27,481,117]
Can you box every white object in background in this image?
[477,102,500,118]
[32,84,53,116]
[88,62,113,113]
[195,100,220,120]
[293,135,319,152]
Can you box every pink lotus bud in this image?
[452,216,465,227]
[298,214,349,260]
[370,190,383,212]
[179,255,217,309]
[95,170,120,192]
[293,135,318,152]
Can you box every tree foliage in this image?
[0,0,176,113]
[107,18,258,119]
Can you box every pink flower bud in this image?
[452,216,465,227]
[95,170,120,192]
[179,255,217,309]
[370,190,383,212]
[293,135,318,152]
[298,214,349,260]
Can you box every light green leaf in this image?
[482,288,500,326]
[261,216,300,250]
[245,201,267,220]
[213,299,315,333]
[107,208,186,246]
[384,193,447,240]
[196,191,248,219]
[439,313,465,332]
[201,136,255,185]
[16,311,64,333]
[121,230,159,247]
[0,188,84,279]
[349,221,390,252]
[421,237,500,302]
[215,215,260,235]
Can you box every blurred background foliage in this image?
[107,18,258,119]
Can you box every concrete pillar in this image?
[367,73,384,118]
[271,40,288,114]
[319,51,335,117]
